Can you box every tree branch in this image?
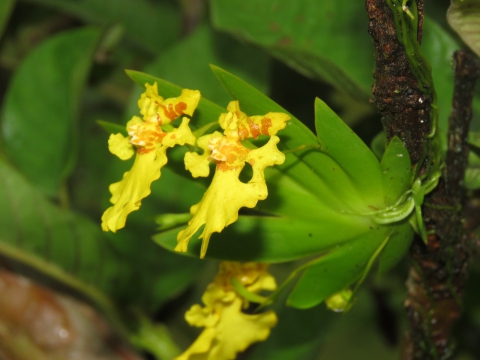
[366,0,479,357]
[366,0,430,165]
[402,50,479,360]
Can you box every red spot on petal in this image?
[261,118,272,135]
[247,118,261,139]
[175,102,187,115]
[238,124,249,140]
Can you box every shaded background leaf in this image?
[22,0,180,53]
[1,27,100,197]
[448,0,480,58]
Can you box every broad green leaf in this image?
[447,0,480,58]
[210,0,460,135]
[423,17,459,136]
[24,0,180,53]
[380,136,412,205]
[0,158,128,332]
[377,221,413,274]
[126,24,270,111]
[210,0,373,101]
[1,27,100,197]
[0,156,202,319]
[126,70,357,218]
[287,226,392,309]
[0,0,14,39]
[315,97,384,207]
[97,119,127,136]
[371,131,386,160]
[150,68,416,263]
[211,65,385,212]
[154,214,373,263]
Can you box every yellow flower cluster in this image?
[176,262,278,360]
[102,83,200,232]
[101,83,290,259]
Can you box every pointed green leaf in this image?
[1,27,101,197]
[97,120,128,136]
[287,226,391,309]
[370,131,386,160]
[154,213,373,263]
[210,65,364,207]
[315,97,384,207]
[210,0,372,100]
[0,157,202,317]
[25,0,180,53]
[377,221,413,274]
[380,136,412,205]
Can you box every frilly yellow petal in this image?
[219,100,290,139]
[176,137,285,258]
[108,133,134,160]
[185,304,219,328]
[126,115,143,128]
[101,147,168,232]
[176,170,268,258]
[161,117,195,148]
[247,135,285,183]
[176,296,277,360]
[102,118,195,232]
[184,132,223,178]
[217,262,277,293]
[138,83,201,124]
[177,262,278,360]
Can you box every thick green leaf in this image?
[210,0,460,135]
[380,136,412,205]
[154,214,372,263]
[448,0,480,58]
[24,0,180,53]
[210,0,373,101]
[423,17,459,136]
[370,131,386,160]
[126,69,356,217]
[0,0,14,39]
[211,65,387,212]
[0,158,130,329]
[287,226,392,309]
[97,119,127,136]
[0,155,202,319]
[377,221,413,274]
[315,97,384,207]
[1,27,100,197]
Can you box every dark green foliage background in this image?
[0,0,478,359]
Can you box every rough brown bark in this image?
[366,0,479,358]
[402,51,479,360]
[366,0,430,165]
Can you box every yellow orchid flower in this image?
[176,101,290,258]
[176,262,277,360]
[101,83,200,232]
